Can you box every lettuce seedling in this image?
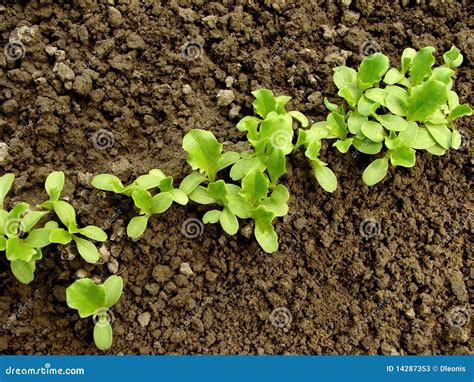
[232,89,309,187]
[320,46,472,185]
[0,173,58,283]
[40,171,107,263]
[66,275,123,351]
[92,169,188,239]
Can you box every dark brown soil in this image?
[0,0,472,355]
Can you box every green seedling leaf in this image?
[10,259,36,284]
[6,237,36,262]
[21,211,49,232]
[451,130,461,150]
[358,53,390,87]
[91,174,124,193]
[377,114,408,131]
[426,144,446,156]
[135,173,165,189]
[390,144,416,167]
[333,138,353,153]
[352,138,383,155]
[179,173,206,194]
[230,156,265,181]
[365,88,386,106]
[127,215,148,239]
[313,162,337,193]
[253,207,278,253]
[217,151,241,172]
[409,47,435,85]
[407,79,448,122]
[26,224,58,248]
[401,48,416,73]
[170,189,188,205]
[203,209,221,224]
[151,192,174,214]
[74,236,100,263]
[362,157,389,186]
[443,45,463,68]
[45,171,64,202]
[131,189,152,214]
[183,129,222,182]
[333,66,357,90]
[53,201,76,228]
[264,150,286,186]
[411,127,438,149]
[79,226,107,242]
[289,111,309,127]
[384,68,404,85]
[398,122,418,147]
[241,169,269,203]
[94,319,113,351]
[426,124,451,149]
[189,186,217,204]
[9,202,29,220]
[103,275,124,308]
[66,278,105,317]
[261,185,289,217]
[49,228,73,244]
[338,85,362,108]
[347,111,368,135]
[219,207,239,235]
[0,173,15,209]
[361,121,385,143]
[448,104,472,122]
[252,89,277,118]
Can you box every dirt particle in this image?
[216,89,235,107]
[108,7,123,27]
[109,53,134,71]
[137,312,151,327]
[180,262,193,276]
[73,73,93,96]
[2,99,19,114]
[205,271,218,283]
[127,32,146,50]
[0,143,9,162]
[153,265,173,283]
[107,257,119,274]
[182,84,192,95]
[56,62,75,82]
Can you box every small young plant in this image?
[92,169,188,239]
[40,171,107,263]
[181,125,289,253]
[66,275,123,351]
[0,173,58,283]
[318,46,472,185]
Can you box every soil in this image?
[0,0,472,355]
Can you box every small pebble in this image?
[180,262,193,276]
[205,271,218,282]
[107,257,119,274]
[216,89,235,107]
[137,312,151,327]
[56,62,75,81]
[182,84,192,94]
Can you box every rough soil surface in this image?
[0,0,472,355]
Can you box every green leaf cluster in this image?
[92,169,188,239]
[321,46,472,185]
[66,275,123,351]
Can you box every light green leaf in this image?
[289,111,309,127]
[6,237,36,262]
[66,278,105,318]
[385,94,407,116]
[252,89,277,118]
[189,186,217,205]
[230,156,265,181]
[362,157,389,186]
[451,130,461,150]
[407,79,449,122]
[358,53,390,86]
[448,104,472,122]
[0,173,15,209]
[409,46,435,85]
[411,127,438,149]
[365,88,386,105]
[377,114,408,131]
[347,111,368,135]
[11,259,36,284]
[21,211,49,232]
[338,85,362,108]
[390,144,416,167]
[398,122,418,147]
[443,45,463,68]
[94,320,113,351]
[182,129,222,182]
[151,192,174,214]
[103,275,123,308]
[333,66,357,90]
[74,236,100,263]
[253,207,278,253]
[135,173,165,189]
[426,124,451,149]
[333,138,353,153]
[241,169,269,203]
[227,196,253,219]
[357,95,377,117]
[53,201,76,228]
[91,174,124,193]
[401,47,416,73]
[45,171,64,202]
[127,215,148,239]
[217,151,241,171]
[361,121,385,143]
[179,173,206,194]
[26,226,56,248]
[426,144,446,156]
[49,228,73,244]
[79,226,107,242]
[203,209,221,224]
[264,150,286,186]
[353,138,383,154]
[384,68,404,85]
[170,189,188,205]
[131,188,152,214]
[313,163,337,193]
[219,207,239,235]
